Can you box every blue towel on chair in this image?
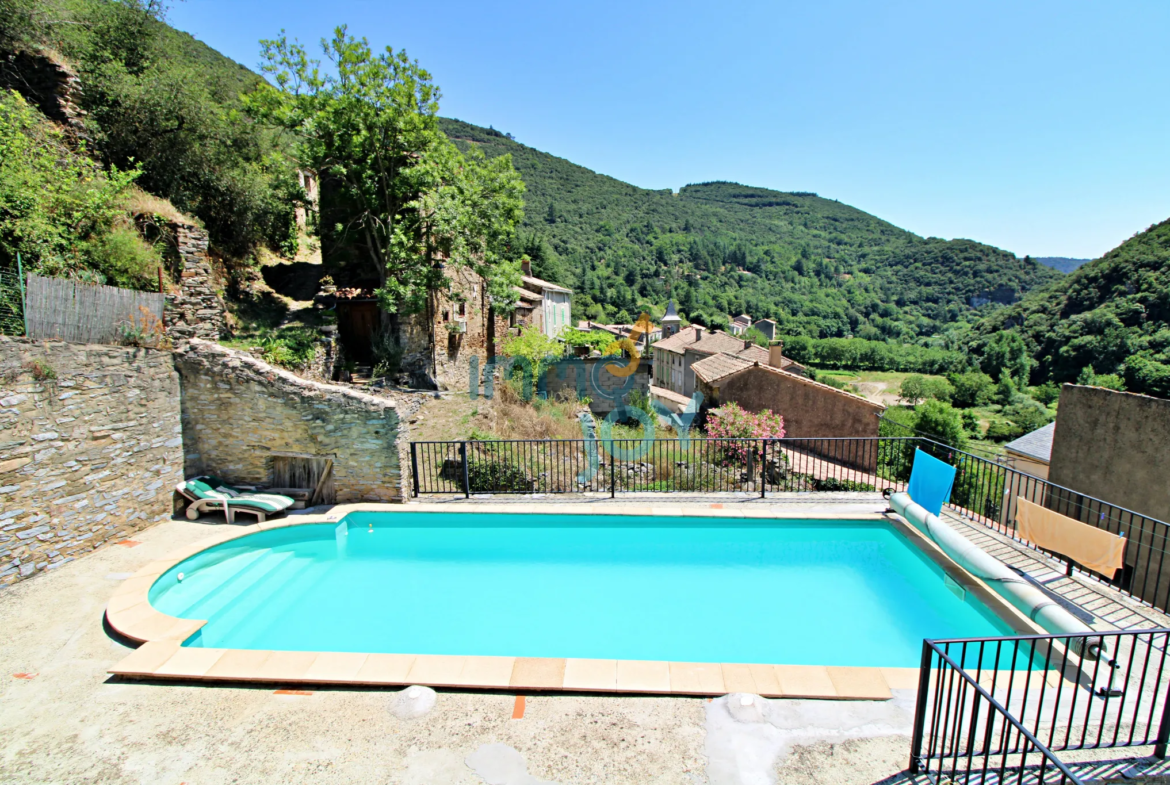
[907,448,957,517]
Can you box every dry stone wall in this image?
[176,340,406,503]
[0,338,183,590]
[165,223,227,341]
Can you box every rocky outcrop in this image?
[0,49,89,140]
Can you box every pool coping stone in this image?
[105,501,1049,699]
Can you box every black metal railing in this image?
[913,438,1170,618]
[409,434,1170,615]
[410,436,919,498]
[911,628,1170,783]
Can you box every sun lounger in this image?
[176,476,295,524]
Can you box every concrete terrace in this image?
[2,496,1170,784]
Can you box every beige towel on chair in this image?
[1016,497,1126,578]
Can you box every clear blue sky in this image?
[170,0,1169,259]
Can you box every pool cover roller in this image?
[889,491,1110,661]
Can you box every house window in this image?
[442,310,450,322]
[458,303,466,317]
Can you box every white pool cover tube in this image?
[889,492,1109,661]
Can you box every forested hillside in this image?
[1,0,299,286]
[442,118,1058,341]
[3,1,1061,356]
[971,219,1170,397]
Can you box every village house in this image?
[518,259,572,338]
[650,317,805,398]
[751,318,779,341]
[330,260,572,391]
[1002,421,1055,480]
[577,320,663,353]
[728,314,753,335]
[691,353,885,443]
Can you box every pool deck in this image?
[6,494,1170,783]
[103,497,1044,700]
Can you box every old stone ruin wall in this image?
[164,223,228,342]
[0,337,184,590]
[176,339,407,503]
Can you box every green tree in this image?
[1077,364,1126,391]
[980,330,1032,383]
[995,373,1018,405]
[914,399,968,452]
[899,375,929,405]
[251,27,524,323]
[500,327,564,390]
[948,371,995,408]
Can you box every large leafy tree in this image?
[251,27,524,321]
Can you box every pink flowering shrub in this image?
[704,402,785,464]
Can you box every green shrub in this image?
[255,327,318,368]
[914,399,968,453]
[89,224,162,290]
[948,371,995,408]
[0,90,141,282]
[466,459,533,492]
[986,420,1023,442]
[1003,399,1054,434]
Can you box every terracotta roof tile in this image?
[691,353,755,384]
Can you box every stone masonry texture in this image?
[164,223,228,341]
[176,339,405,503]
[0,337,184,590]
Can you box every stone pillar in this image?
[164,223,228,341]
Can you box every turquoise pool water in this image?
[149,513,1016,668]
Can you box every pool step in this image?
[174,549,293,621]
[230,559,334,645]
[200,555,323,647]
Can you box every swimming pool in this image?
[148,511,1015,669]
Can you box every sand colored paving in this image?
[5,498,1170,783]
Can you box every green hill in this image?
[441,118,1058,340]
[3,3,1059,347]
[971,219,1170,397]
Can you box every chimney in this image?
[743,339,752,350]
[521,258,532,277]
[768,341,785,368]
[694,326,703,341]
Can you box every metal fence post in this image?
[760,439,767,498]
[409,442,420,498]
[609,440,616,499]
[908,640,934,773]
[1155,678,1170,758]
[16,252,27,337]
[460,441,470,498]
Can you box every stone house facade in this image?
[692,357,884,463]
[651,326,805,398]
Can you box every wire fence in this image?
[0,266,25,336]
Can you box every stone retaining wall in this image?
[176,340,405,503]
[0,338,183,590]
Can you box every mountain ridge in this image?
[441,117,1058,340]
